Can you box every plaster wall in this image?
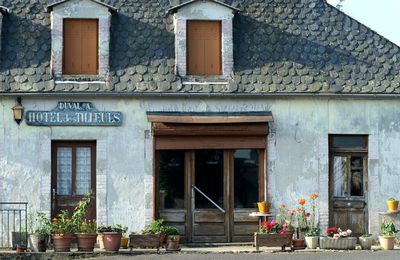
[0,96,398,234]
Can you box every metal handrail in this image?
[192,185,225,214]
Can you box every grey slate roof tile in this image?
[0,0,399,94]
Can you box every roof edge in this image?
[46,0,117,12]
[167,0,240,14]
[0,6,10,14]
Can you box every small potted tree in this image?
[164,226,180,251]
[72,193,97,252]
[29,212,51,252]
[379,220,397,250]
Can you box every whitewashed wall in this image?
[0,96,398,234]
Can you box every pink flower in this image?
[278,230,286,234]
[333,234,340,239]
[270,219,276,226]
[346,229,352,235]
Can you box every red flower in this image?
[298,199,306,205]
[326,227,338,237]
[306,213,311,218]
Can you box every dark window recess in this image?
[195,150,224,208]
[158,151,185,209]
[350,156,363,196]
[234,149,259,208]
[63,19,98,74]
[331,136,367,149]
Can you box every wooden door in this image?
[329,154,368,236]
[191,150,228,243]
[51,141,96,220]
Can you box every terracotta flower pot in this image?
[52,233,74,252]
[379,236,395,250]
[166,235,180,251]
[76,233,97,252]
[387,200,399,212]
[102,232,122,252]
[292,238,305,249]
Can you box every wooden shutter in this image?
[187,21,221,75]
[64,19,98,74]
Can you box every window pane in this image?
[195,150,224,209]
[333,156,348,197]
[331,136,366,149]
[158,151,185,209]
[350,157,363,196]
[76,147,91,195]
[57,147,72,195]
[234,149,259,208]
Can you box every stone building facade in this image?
[1,0,400,242]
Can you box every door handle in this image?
[52,188,56,210]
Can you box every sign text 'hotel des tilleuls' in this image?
[25,102,122,126]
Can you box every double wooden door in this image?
[51,141,96,219]
[156,149,264,243]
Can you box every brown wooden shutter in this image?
[64,19,98,74]
[187,21,221,75]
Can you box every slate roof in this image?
[0,0,399,94]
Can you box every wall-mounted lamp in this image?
[12,97,24,125]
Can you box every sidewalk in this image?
[0,243,398,260]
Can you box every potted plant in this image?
[387,198,399,212]
[305,193,320,249]
[29,212,50,252]
[379,220,397,250]
[164,226,180,251]
[257,200,271,213]
[359,233,374,250]
[120,226,129,249]
[292,198,307,250]
[50,210,74,252]
[72,192,97,252]
[98,224,125,252]
[254,219,293,251]
[129,219,165,251]
[320,227,357,250]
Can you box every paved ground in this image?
[89,251,400,260]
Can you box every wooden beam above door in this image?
[147,111,273,124]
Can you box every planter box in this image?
[254,232,293,251]
[129,234,160,251]
[319,237,357,250]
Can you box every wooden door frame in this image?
[51,140,96,218]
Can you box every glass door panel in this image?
[333,156,348,197]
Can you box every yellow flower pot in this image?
[120,236,129,249]
[387,199,399,212]
[257,201,271,213]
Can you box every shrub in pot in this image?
[72,193,97,252]
[50,210,74,252]
[98,224,125,252]
[305,227,320,249]
[379,220,398,250]
[29,212,50,252]
[142,219,166,246]
[164,226,180,251]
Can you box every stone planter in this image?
[254,232,293,251]
[129,234,160,251]
[319,236,357,250]
[305,236,319,249]
[379,236,395,250]
[359,236,374,250]
[29,234,48,252]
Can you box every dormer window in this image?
[168,0,239,78]
[47,0,116,78]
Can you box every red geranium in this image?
[326,227,338,237]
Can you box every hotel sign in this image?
[25,102,122,126]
